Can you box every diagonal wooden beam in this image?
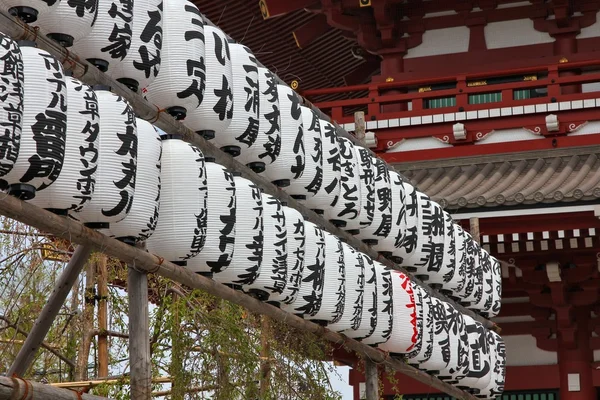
[259,0,318,19]
[292,14,331,48]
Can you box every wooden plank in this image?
[7,245,93,377]
[0,194,480,400]
[0,11,497,333]
[0,376,112,400]
[128,267,151,400]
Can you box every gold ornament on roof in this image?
[385,77,394,83]
[559,57,569,63]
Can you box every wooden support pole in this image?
[128,267,151,400]
[76,260,96,381]
[470,217,481,244]
[7,245,93,377]
[259,316,272,397]
[0,376,112,400]
[365,360,379,400]
[354,111,366,143]
[0,10,495,333]
[0,194,481,400]
[97,254,109,379]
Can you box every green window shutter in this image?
[514,89,531,100]
[468,92,502,105]
[424,96,456,109]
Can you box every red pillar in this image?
[553,33,580,95]
[378,50,407,114]
[557,308,594,400]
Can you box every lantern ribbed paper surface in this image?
[393,182,418,263]
[144,0,205,120]
[352,146,375,233]
[447,225,468,299]
[306,231,344,324]
[183,26,233,139]
[324,137,360,229]
[427,211,456,289]
[29,77,98,212]
[439,302,469,382]
[328,243,364,332]
[186,161,235,274]
[239,67,279,172]
[476,330,503,399]
[3,45,66,200]
[107,0,163,92]
[457,316,492,392]
[244,194,287,301]
[271,206,305,305]
[214,43,258,156]
[145,138,207,264]
[106,119,161,242]
[358,158,391,246]
[407,286,434,365]
[213,176,263,287]
[299,119,340,213]
[71,0,133,71]
[262,84,304,187]
[345,253,376,340]
[286,106,322,199]
[487,256,502,318]
[378,270,417,354]
[280,221,324,317]
[462,234,482,304]
[72,89,136,227]
[35,0,97,47]
[361,263,393,345]
[0,0,60,23]
[419,297,450,373]
[470,248,493,313]
[372,171,405,254]
[0,34,24,180]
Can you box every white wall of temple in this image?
[485,19,553,49]
[504,334,558,366]
[405,26,470,59]
[578,11,600,39]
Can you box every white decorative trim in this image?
[524,126,542,135]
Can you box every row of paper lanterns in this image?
[0,0,503,312]
[0,33,506,397]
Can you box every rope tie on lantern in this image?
[147,254,164,274]
[148,106,168,124]
[59,47,78,74]
[11,375,32,400]
[67,388,85,400]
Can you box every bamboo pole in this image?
[97,254,109,379]
[0,376,112,400]
[76,260,97,381]
[7,245,93,377]
[50,376,172,389]
[365,360,379,400]
[128,267,151,400]
[0,194,479,400]
[0,10,497,333]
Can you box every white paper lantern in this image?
[213,43,258,156]
[0,34,24,181]
[470,248,494,313]
[271,206,305,305]
[185,160,235,275]
[182,25,233,139]
[476,330,504,399]
[419,297,450,373]
[350,146,375,233]
[145,138,207,264]
[213,176,263,288]
[238,66,280,173]
[439,303,470,383]
[372,171,405,256]
[286,106,322,199]
[3,44,66,201]
[462,234,482,305]
[486,256,502,318]
[106,0,162,92]
[306,231,344,324]
[280,221,324,317]
[34,0,97,47]
[70,0,133,72]
[261,84,304,187]
[407,286,434,366]
[404,192,446,281]
[29,77,98,213]
[324,137,360,229]
[447,224,468,300]
[358,157,391,246]
[144,0,205,119]
[244,194,287,302]
[456,316,492,393]
[345,253,376,340]
[427,211,456,290]
[392,182,418,264]
[299,119,340,213]
[378,270,417,354]
[361,262,394,346]
[0,0,60,22]
[71,88,136,227]
[328,243,364,332]
[105,118,161,243]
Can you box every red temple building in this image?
[200,0,600,398]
